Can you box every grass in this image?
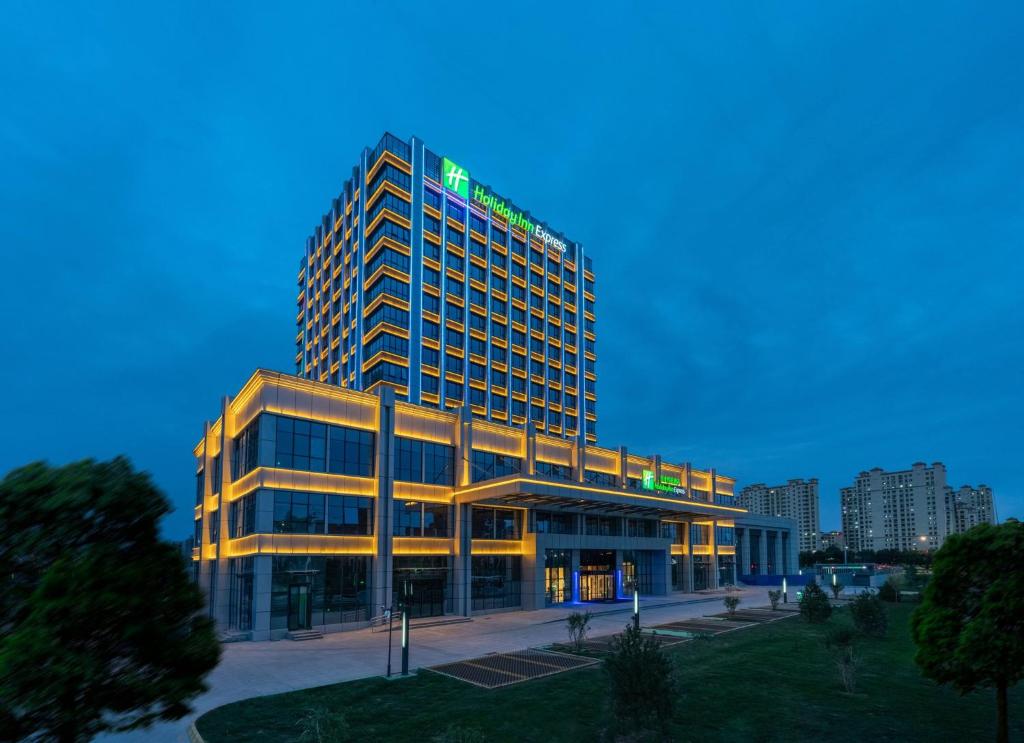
[195,604,1023,742]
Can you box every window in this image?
[585,470,616,487]
[536,461,573,480]
[327,494,374,535]
[393,500,452,537]
[273,490,325,534]
[445,352,464,375]
[327,426,375,477]
[471,506,522,539]
[365,274,410,303]
[274,416,327,472]
[228,493,256,538]
[585,515,621,536]
[471,450,522,482]
[471,555,521,611]
[422,373,439,394]
[535,510,575,534]
[423,318,440,340]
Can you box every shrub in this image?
[830,581,844,600]
[878,578,900,602]
[297,706,349,743]
[799,581,833,623]
[849,592,888,638]
[724,595,741,615]
[566,610,592,651]
[768,589,782,610]
[606,622,676,732]
[825,626,860,693]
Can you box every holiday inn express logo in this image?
[441,157,469,199]
[441,154,568,253]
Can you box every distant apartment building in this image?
[945,485,997,534]
[840,462,948,553]
[819,530,845,550]
[738,479,820,553]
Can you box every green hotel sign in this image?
[440,155,568,253]
[441,157,470,199]
[642,469,687,496]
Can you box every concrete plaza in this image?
[105,586,771,742]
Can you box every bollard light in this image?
[782,576,788,604]
[633,585,640,631]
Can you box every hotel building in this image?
[840,462,949,553]
[192,370,797,640]
[737,478,820,553]
[295,132,598,444]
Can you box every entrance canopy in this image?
[453,475,746,522]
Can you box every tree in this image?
[849,592,888,638]
[911,521,1024,743]
[566,610,592,651]
[799,581,832,623]
[0,458,221,742]
[830,580,844,600]
[767,589,782,610]
[878,577,900,602]
[825,626,860,693]
[723,595,741,615]
[605,623,676,732]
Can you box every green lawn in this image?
[195,604,1023,742]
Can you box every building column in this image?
[525,422,537,475]
[211,396,233,631]
[774,530,784,577]
[573,432,586,482]
[453,503,472,616]
[709,520,720,589]
[372,387,396,616]
[251,555,272,641]
[758,530,769,577]
[684,521,694,592]
[745,528,753,577]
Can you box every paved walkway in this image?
[100,586,771,742]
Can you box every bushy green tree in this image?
[723,595,741,615]
[799,581,832,623]
[849,592,888,638]
[0,458,220,742]
[911,521,1024,743]
[878,578,900,602]
[767,589,782,610]
[605,623,676,732]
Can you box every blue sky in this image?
[2,2,1021,538]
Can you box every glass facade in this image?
[232,412,375,480]
[270,556,371,630]
[471,555,521,611]
[295,133,597,443]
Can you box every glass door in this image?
[288,584,311,630]
[545,566,567,604]
[580,573,615,602]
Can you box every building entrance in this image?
[287,584,312,631]
[393,556,451,618]
[579,549,617,602]
[396,575,446,618]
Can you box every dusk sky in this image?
[2,3,1021,540]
